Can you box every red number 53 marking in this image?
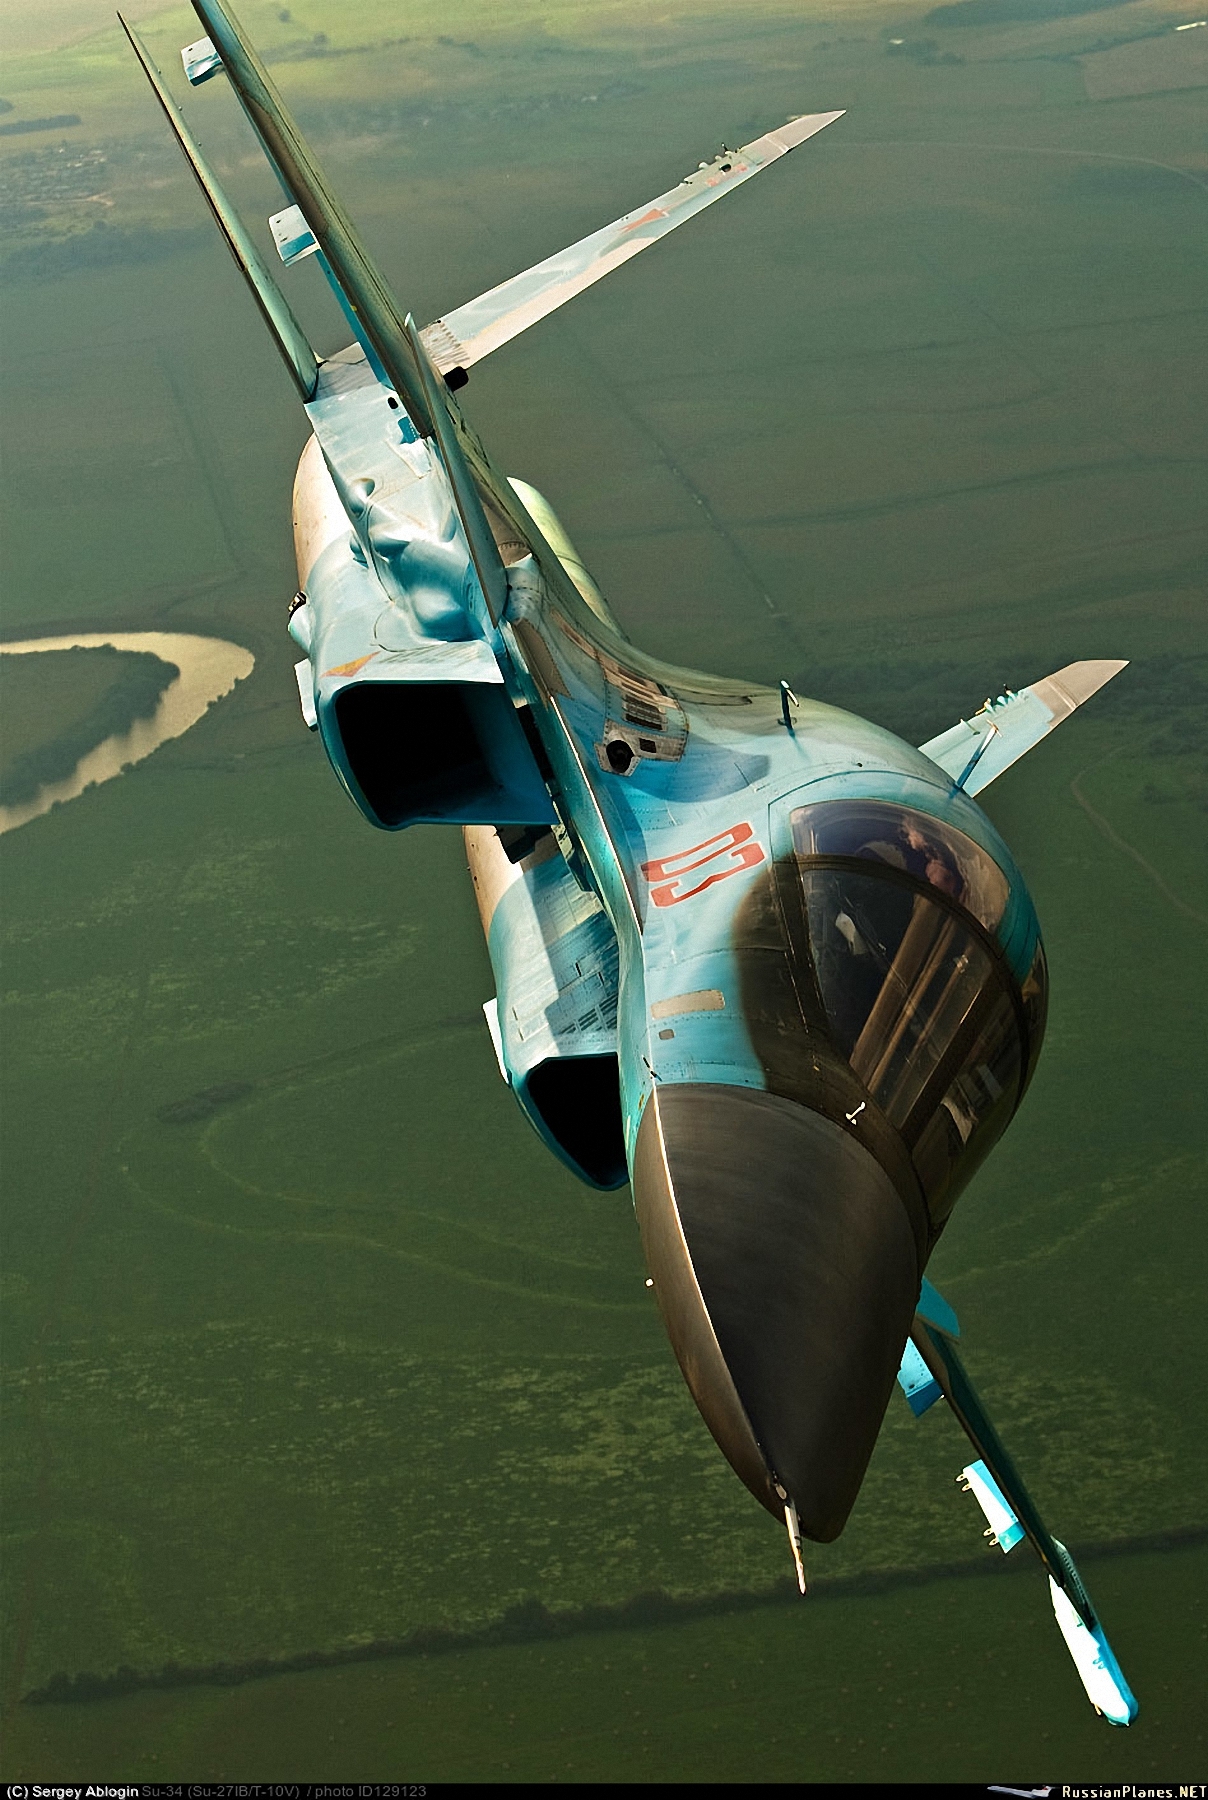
[641,822,765,908]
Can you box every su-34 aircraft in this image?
[124,0,1137,1724]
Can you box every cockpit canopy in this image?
[788,799,1045,1226]
[791,799,1011,931]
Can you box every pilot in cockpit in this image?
[855,816,963,902]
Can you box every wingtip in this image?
[1043,659,1130,709]
[773,110,846,150]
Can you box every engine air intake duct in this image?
[524,1054,627,1190]
[332,680,556,829]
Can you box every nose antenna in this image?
[784,1498,807,1594]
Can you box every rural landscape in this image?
[1,0,1205,1779]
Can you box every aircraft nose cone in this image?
[633,1083,921,1540]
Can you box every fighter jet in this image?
[123,0,1137,1725]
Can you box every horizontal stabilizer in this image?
[419,110,844,373]
[919,661,1127,795]
[401,314,509,629]
[119,16,317,399]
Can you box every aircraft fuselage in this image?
[291,409,1045,1539]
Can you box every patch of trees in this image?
[0,645,179,807]
[925,0,1123,24]
[156,1081,253,1125]
[24,1588,786,1705]
[0,222,203,284]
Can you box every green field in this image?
[1,0,1205,1780]
[6,1542,1205,1783]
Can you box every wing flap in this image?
[919,659,1127,795]
[420,110,844,373]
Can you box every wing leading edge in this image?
[161,9,841,398]
[419,111,845,374]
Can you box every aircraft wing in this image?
[918,660,1127,796]
[901,1291,1138,1726]
[418,111,844,374]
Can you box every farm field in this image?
[5,1541,1205,1782]
[1,0,1205,1779]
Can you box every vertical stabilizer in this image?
[119,16,317,400]
[401,314,508,628]
[188,0,432,433]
